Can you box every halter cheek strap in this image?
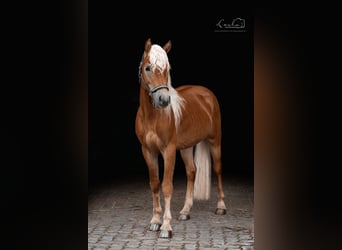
[139,59,169,96]
[139,73,169,96]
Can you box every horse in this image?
[135,38,227,238]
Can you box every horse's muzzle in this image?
[158,95,170,107]
[152,92,170,108]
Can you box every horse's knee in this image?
[150,181,160,193]
[161,181,173,196]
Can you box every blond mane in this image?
[148,44,185,129]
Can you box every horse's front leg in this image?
[159,145,176,238]
[142,146,162,231]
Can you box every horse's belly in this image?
[176,132,205,149]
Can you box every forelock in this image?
[148,44,170,72]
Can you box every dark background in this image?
[5,4,341,250]
[89,10,254,185]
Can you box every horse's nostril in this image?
[158,95,170,107]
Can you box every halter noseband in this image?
[148,85,169,95]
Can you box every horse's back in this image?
[176,85,220,114]
[176,85,216,97]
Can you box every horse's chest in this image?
[145,131,163,149]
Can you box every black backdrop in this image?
[3,6,340,250]
[89,10,254,185]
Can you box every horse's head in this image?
[139,38,172,108]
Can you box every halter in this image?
[138,57,169,96]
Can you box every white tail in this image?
[193,140,211,200]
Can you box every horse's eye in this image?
[145,65,151,72]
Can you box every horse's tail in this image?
[193,140,211,200]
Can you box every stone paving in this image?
[88,174,254,250]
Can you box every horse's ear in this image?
[163,40,172,53]
[145,38,152,53]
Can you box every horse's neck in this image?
[139,85,157,117]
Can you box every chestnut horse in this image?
[135,38,226,238]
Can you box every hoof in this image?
[215,208,227,215]
[159,230,173,238]
[177,214,190,221]
[149,223,161,231]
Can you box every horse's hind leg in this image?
[177,146,196,221]
[209,142,227,215]
[142,146,162,231]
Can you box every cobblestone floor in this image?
[88,174,254,250]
